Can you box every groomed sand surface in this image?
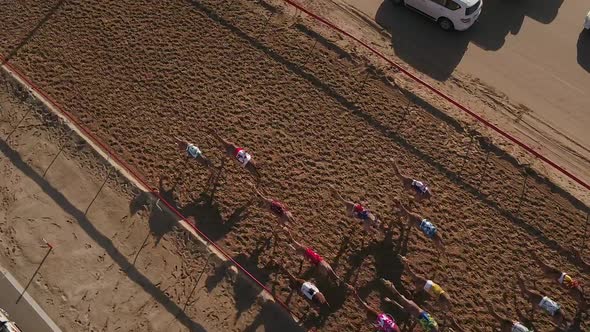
[1,0,588,331]
[0,72,303,332]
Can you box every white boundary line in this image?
[0,65,286,318]
[0,265,63,332]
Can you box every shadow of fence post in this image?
[476,149,491,191]
[390,74,414,132]
[301,39,318,68]
[457,133,475,179]
[84,158,113,216]
[4,107,30,142]
[582,212,590,255]
[251,10,276,64]
[16,240,53,304]
[516,170,529,216]
[181,251,213,312]
[43,130,72,177]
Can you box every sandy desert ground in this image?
[0,0,589,331]
[0,72,301,331]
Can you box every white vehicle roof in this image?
[0,309,23,332]
[456,0,480,7]
[0,322,22,332]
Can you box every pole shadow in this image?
[0,138,207,332]
[2,0,66,65]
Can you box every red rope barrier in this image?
[281,0,589,192]
[1,1,587,323]
[0,56,300,320]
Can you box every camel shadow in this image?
[180,191,252,243]
[127,176,180,247]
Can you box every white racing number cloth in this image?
[419,219,437,238]
[186,144,202,159]
[511,322,531,332]
[538,296,560,316]
[235,148,251,167]
[301,281,319,301]
[411,180,428,194]
[423,280,434,293]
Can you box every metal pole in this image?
[84,164,112,216]
[17,240,53,304]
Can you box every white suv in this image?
[0,309,22,332]
[389,0,483,31]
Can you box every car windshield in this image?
[465,0,480,15]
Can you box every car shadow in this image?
[578,29,590,72]
[375,0,564,80]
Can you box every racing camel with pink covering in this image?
[208,129,261,180]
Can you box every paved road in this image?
[341,0,590,160]
[0,266,62,332]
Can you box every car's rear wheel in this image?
[438,17,454,31]
[389,0,404,5]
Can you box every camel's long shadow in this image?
[0,138,207,332]
[187,0,590,271]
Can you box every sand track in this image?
[1,0,588,330]
[0,70,305,332]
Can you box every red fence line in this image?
[1,0,586,321]
[0,55,300,321]
[281,0,590,192]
